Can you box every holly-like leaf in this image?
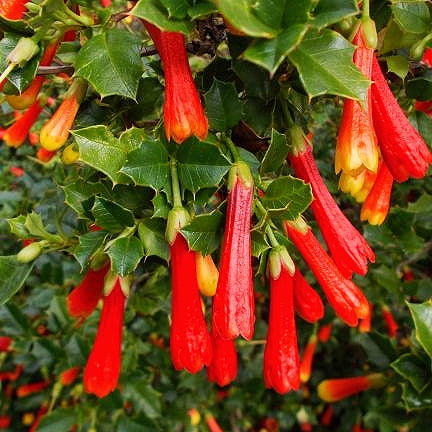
[138,218,170,262]
[391,353,431,393]
[73,126,131,185]
[205,79,243,131]
[251,230,270,258]
[386,55,409,80]
[73,230,108,270]
[312,0,359,28]
[260,129,289,174]
[180,211,223,255]
[402,382,432,411]
[177,138,231,194]
[188,1,217,19]
[243,25,308,75]
[407,300,432,359]
[391,2,430,35]
[131,0,192,34]
[0,256,34,304]
[74,29,143,100]
[261,176,312,222]
[108,236,144,276]
[123,377,162,419]
[36,408,76,432]
[120,137,170,191]
[217,0,277,38]
[92,197,135,232]
[24,212,62,242]
[288,29,370,102]
[63,181,111,215]
[159,0,191,19]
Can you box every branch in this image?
[36,40,218,76]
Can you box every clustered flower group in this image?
[1,0,430,410]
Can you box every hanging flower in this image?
[284,220,370,327]
[40,79,87,151]
[83,274,127,398]
[358,303,373,333]
[264,250,300,394]
[293,266,324,323]
[317,323,332,343]
[59,366,80,386]
[170,234,212,373]
[212,162,254,340]
[67,263,110,319]
[16,381,49,398]
[371,55,432,182]
[335,24,378,175]
[196,252,219,297]
[207,325,237,387]
[317,373,385,402]
[6,41,59,110]
[0,336,12,352]
[143,22,208,144]
[3,98,45,148]
[0,0,27,20]
[300,334,318,383]
[288,134,375,278]
[360,161,393,225]
[381,305,398,338]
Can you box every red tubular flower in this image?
[3,98,45,148]
[421,48,432,67]
[207,325,237,387]
[284,221,370,327]
[293,266,324,323]
[9,166,25,177]
[288,137,375,278]
[83,276,126,398]
[36,147,57,162]
[336,25,378,174]
[0,0,27,19]
[300,334,317,383]
[16,381,49,398]
[0,336,12,352]
[358,303,372,333]
[381,305,398,338]
[144,22,208,144]
[415,100,432,116]
[360,161,393,225]
[0,364,22,381]
[6,42,59,110]
[40,79,87,151]
[67,263,109,319]
[317,373,385,402]
[170,235,212,373]
[60,366,80,386]
[100,0,111,6]
[264,257,300,394]
[29,404,48,432]
[196,252,219,297]
[371,55,432,182]
[212,163,254,340]
[320,405,334,426]
[205,414,224,432]
[317,323,332,343]
[0,416,11,429]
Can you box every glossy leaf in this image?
[407,300,432,359]
[0,256,34,305]
[92,197,135,232]
[73,230,108,270]
[108,236,144,276]
[205,79,243,131]
[74,29,143,100]
[288,29,370,101]
[138,218,170,262]
[261,176,313,222]
[391,2,430,35]
[391,353,431,393]
[176,138,231,193]
[260,129,289,174]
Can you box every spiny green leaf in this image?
[0,256,34,305]
[108,236,144,276]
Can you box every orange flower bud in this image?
[40,79,87,151]
[300,334,318,383]
[59,366,80,386]
[336,25,379,175]
[196,252,219,296]
[317,373,385,402]
[36,147,57,162]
